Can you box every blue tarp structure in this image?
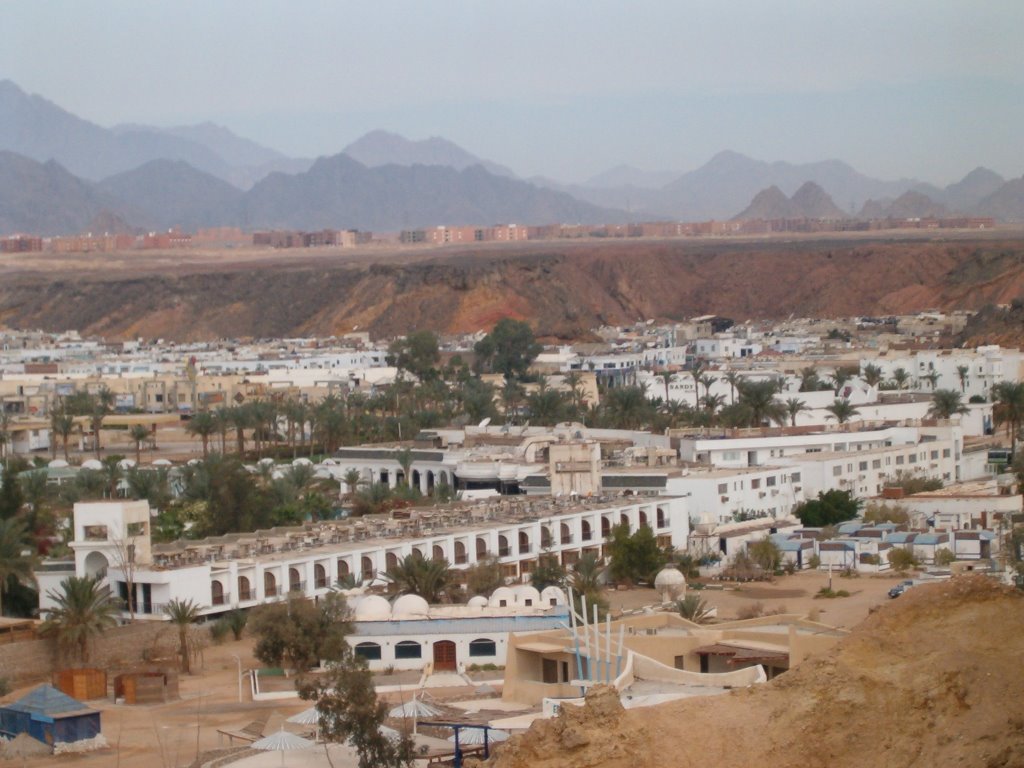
[0,684,101,745]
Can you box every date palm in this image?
[0,518,35,616]
[186,411,217,459]
[128,424,151,465]
[165,598,203,673]
[785,397,808,427]
[928,389,969,420]
[39,575,119,663]
[50,410,77,461]
[992,381,1024,453]
[891,367,911,391]
[386,554,452,603]
[956,364,970,393]
[861,363,884,390]
[825,398,860,426]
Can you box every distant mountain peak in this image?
[342,130,516,178]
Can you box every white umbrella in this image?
[389,698,441,719]
[448,728,509,746]
[81,459,102,470]
[345,725,401,748]
[251,728,314,766]
[152,458,172,466]
[286,706,323,741]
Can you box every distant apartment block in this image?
[252,229,371,248]
[0,235,43,253]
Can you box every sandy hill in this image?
[734,181,846,220]
[483,576,1024,768]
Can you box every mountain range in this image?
[0,78,1022,235]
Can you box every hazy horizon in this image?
[3,1,1022,186]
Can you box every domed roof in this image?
[488,586,515,608]
[467,595,489,608]
[353,594,392,621]
[540,586,567,606]
[654,566,686,588]
[512,585,541,606]
[391,594,430,619]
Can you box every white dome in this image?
[467,595,489,608]
[513,585,541,606]
[540,586,567,606]
[48,459,69,468]
[80,459,102,470]
[292,457,313,466]
[391,594,430,619]
[488,586,515,609]
[654,566,686,590]
[353,595,392,621]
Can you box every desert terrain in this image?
[3,231,1024,342]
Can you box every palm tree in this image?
[921,371,940,391]
[829,366,857,396]
[128,424,151,465]
[342,468,363,497]
[386,555,452,603]
[785,398,808,428]
[568,553,605,595]
[891,367,911,391]
[736,380,784,427]
[993,381,1024,453]
[825,399,860,426]
[0,410,9,469]
[39,575,119,663]
[501,379,525,425]
[186,411,217,459]
[688,359,706,409]
[50,410,76,461]
[698,374,718,402]
[861,363,884,390]
[798,366,821,392]
[956,364,970,393]
[395,447,415,489]
[90,386,115,459]
[227,405,251,456]
[101,455,124,498]
[165,598,203,674]
[677,594,713,623]
[723,371,741,404]
[0,518,35,616]
[928,389,969,420]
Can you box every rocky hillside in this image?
[3,236,1024,342]
[482,577,1024,768]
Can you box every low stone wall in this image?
[0,621,178,688]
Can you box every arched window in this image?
[620,512,630,531]
[237,576,251,601]
[361,556,374,579]
[582,520,593,541]
[560,523,572,545]
[540,526,553,548]
[354,642,382,661]
[314,563,327,589]
[518,531,531,554]
[289,567,302,593]
[476,537,488,559]
[454,541,467,565]
[469,638,497,657]
[657,507,668,529]
[601,517,611,537]
[498,535,510,557]
[411,547,424,560]
[211,580,225,606]
[386,552,399,571]
[337,559,350,581]
[264,571,277,597]
[432,545,445,561]
[395,640,422,660]
[639,510,649,529]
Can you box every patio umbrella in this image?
[286,706,324,741]
[388,694,442,736]
[448,727,509,745]
[251,728,315,766]
[345,725,402,748]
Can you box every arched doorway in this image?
[433,640,457,672]
[211,580,225,606]
[238,575,251,601]
[83,551,109,579]
[264,571,277,598]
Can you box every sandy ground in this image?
[608,569,909,630]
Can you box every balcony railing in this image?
[454,554,468,565]
[498,547,511,558]
[238,590,253,602]
[265,586,278,597]
[519,544,532,554]
[289,581,307,593]
[212,592,231,607]
[560,535,574,545]
[581,531,593,541]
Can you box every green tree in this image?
[387,330,441,382]
[861,502,910,525]
[186,411,217,459]
[794,490,862,527]
[0,472,24,521]
[165,598,203,674]
[825,398,859,426]
[473,318,541,380]
[891,367,911,391]
[921,371,940,391]
[784,397,808,427]
[934,548,956,566]
[606,522,665,585]
[386,555,452,603]
[993,381,1024,453]
[50,410,77,462]
[829,366,859,396]
[736,380,785,427]
[530,551,566,592]
[600,385,656,429]
[861,363,884,389]
[0,518,35,616]
[888,547,918,573]
[798,366,821,393]
[748,538,783,572]
[465,555,504,596]
[928,389,969,420]
[128,424,151,465]
[250,592,351,672]
[39,575,119,663]
[299,648,414,768]
[956,364,970,393]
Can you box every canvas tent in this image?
[0,684,101,746]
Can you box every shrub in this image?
[815,587,850,599]
[209,619,230,645]
[676,594,713,623]
[934,548,956,566]
[888,548,919,573]
[736,602,765,620]
[807,554,821,569]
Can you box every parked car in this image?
[888,580,915,598]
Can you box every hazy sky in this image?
[3,1,1022,184]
